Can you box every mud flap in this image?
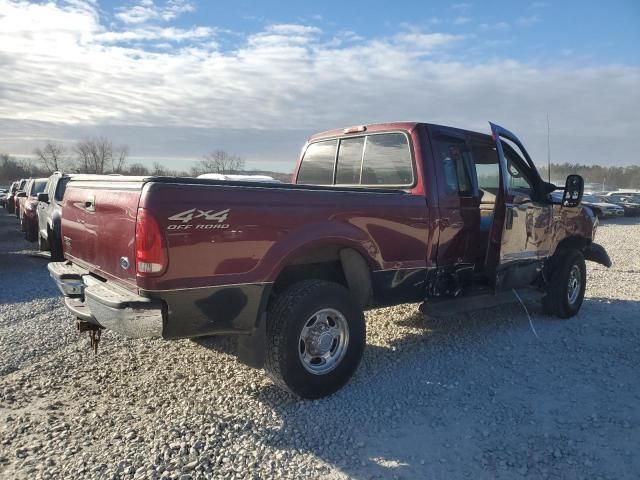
[584,243,612,268]
[237,313,266,368]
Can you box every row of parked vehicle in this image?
[580,191,640,218]
[1,172,70,260]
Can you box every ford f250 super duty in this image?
[48,122,611,399]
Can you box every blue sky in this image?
[99,0,639,65]
[0,0,638,171]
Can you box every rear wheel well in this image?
[272,245,373,309]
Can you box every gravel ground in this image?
[0,209,639,480]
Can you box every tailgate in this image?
[61,177,144,290]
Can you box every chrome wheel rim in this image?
[298,308,349,375]
[567,265,581,305]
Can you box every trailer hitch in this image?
[77,320,103,354]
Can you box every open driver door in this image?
[484,122,552,292]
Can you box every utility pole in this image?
[546,113,551,183]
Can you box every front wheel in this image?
[542,249,586,318]
[49,229,64,261]
[265,280,365,399]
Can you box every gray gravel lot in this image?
[1,210,639,480]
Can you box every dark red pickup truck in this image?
[49,122,610,398]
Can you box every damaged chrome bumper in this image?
[48,261,164,338]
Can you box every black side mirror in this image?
[38,192,49,203]
[562,174,584,207]
[17,191,27,198]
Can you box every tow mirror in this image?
[38,192,49,203]
[562,174,584,208]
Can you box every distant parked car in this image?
[0,187,9,208]
[197,173,281,182]
[37,172,74,259]
[20,178,48,241]
[5,181,19,213]
[580,194,624,218]
[11,178,28,217]
[599,195,640,217]
[15,178,30,221]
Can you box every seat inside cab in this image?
[472,146,500,233]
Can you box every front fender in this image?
[584,243,611,268]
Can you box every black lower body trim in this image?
[145,283,272,339]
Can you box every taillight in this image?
[135,208,167,276]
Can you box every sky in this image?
[0,0,638,173]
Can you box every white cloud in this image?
[115,0,194,24]
[0,0,638,167]
[96,25,213,43]
[479,22,511,31]
[453,16,471,25]
[517,15,540,26]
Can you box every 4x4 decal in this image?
[167,208,230,230]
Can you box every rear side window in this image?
[297,140,337,185]
[361,134,413,185]
[433,137,473,196]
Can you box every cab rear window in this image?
[298,132,413,187]
[296,140,337,185]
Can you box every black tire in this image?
[25,222,37,242]
[38,232,49,251]
[265,280,365,399]
[542,249,586,319]
[49,229,64,261]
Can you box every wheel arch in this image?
[271,242,375,310]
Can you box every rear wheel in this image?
[265,280,365,399]
[542,249,586,318]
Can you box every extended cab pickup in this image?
[49,122,611,398]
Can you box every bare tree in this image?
[192,150,245,176]
[128,163,149,175]
[34,142,68,173]
[73,137,129,174]
[112,145,129,173]
[151,161,168,176]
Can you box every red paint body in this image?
[60,122,595,301]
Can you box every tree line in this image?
[540,163,640,190]
[18,141,638,189]
[0,137,253,184]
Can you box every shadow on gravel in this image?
[0,253,59,304]
[240,296,640,479]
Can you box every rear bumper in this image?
[48,262,164,338]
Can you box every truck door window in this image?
[500,140,533,194]
[336,137,365,184]
[297,139,338,185]
[433,137,473,196]
[361,133,413,186]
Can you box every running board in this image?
[419,288,544,317]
